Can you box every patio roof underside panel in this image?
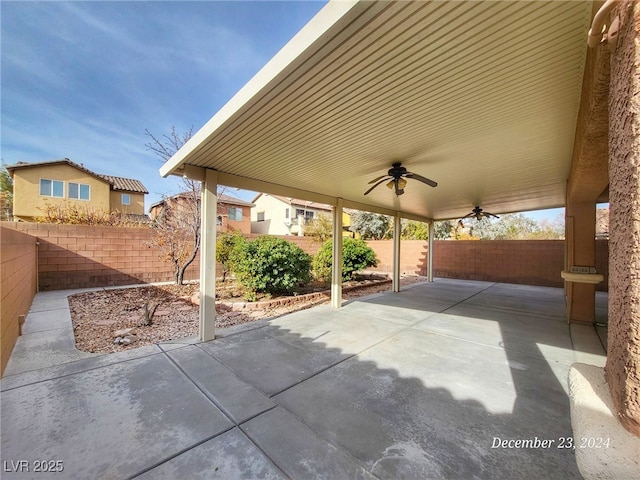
[161,0,592,221]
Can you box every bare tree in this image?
[146,126,201,285]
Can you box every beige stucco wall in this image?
[109,191,145,215]
[251,194,292,235]
[12,164,111,220]
[250,194,331,236]
[606,0,640,437]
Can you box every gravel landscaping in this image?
[68,275,427,354]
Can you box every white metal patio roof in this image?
[160,0,593,221]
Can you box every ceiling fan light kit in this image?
[461,206,500,222]
[365,162,437,196]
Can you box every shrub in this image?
[313,237,378,282]
[233,236,312,296]
[216,232,246,282]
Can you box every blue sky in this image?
[1,0,326,208]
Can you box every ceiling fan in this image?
[364,162,437,196]
[461,206,499,221]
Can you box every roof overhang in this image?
[161,0,594,221]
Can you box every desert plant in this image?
[233,236,311,297]
[216,232,246,281]
[313,237,378,282]
[35,201,147,227]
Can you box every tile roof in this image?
[254,193,333,211]
[149,192,254,210]
[6,158,148,194]
[98,175,148,194]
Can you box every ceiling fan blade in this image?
[405,172,438,188]
[487,213,500,219]
[368,175,390,184]
[461,212,474,219]
[364,178,389,195]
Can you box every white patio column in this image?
[427,221,434,282]
[392,212,401,292]
[199,168,217,341]
[331,198,343,308]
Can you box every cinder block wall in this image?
[368,239,608,291]
[1,223,323,291]
[433,240,566,287]
[4,222,201,290]
[365,240,429,275]
[1,226,37,376]
[1,223,609,292]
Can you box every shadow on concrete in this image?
[0,280,587,478]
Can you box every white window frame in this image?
[40,179,64,198]
[68,182,90,201]
[121,193,131,206]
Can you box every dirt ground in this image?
[68,275,427,354]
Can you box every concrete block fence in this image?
[1,221,609,377]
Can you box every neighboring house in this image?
[149,193,254,234]
[7,159,148,222]
[251,193,333,236]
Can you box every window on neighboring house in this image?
[295,209,305,218]
[305,211,315,221]
[68,182,90,200]
[285,208,289,219]
[217,215,223,225]
[257,211,265,222]
[40,179,64,198]
[121,193,131,206]
[228,207,243,221]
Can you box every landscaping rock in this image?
[114,328,135,337]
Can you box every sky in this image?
[1,0,326,209]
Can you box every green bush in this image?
[216,232,247,281]
[233,236,312,296]
[313,237,378,282]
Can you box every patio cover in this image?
[160,0,593,221]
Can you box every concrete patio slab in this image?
[3,323,96,376]
[1,279,608,479]
[461,292,566,320]
[417,306,576,365]
[0,344,165,392]
[166,345,276,424]
[242,407,375,479]
[199,320,352,396]
[1,353,232,479]
[275,327,581,479]
[20,308,72,334]
[136,428,286,479]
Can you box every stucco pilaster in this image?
[606,0,640,436]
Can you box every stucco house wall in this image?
[251,194,291,235]
[251,193,332,236]
[108,191,146,216]
[8,160,148,220]
[11,163,112,220]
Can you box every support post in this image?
[331,198,343,308]
[199,169,217,342]
[427,221,434,282]
[564,200,597,324]
[392,212,401,292]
